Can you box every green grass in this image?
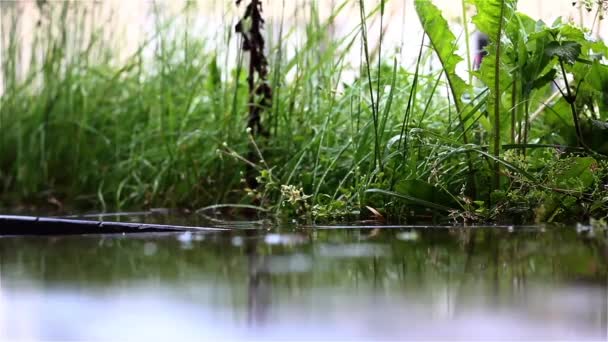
[1,1,608,224]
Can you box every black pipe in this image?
[0,215,225,236]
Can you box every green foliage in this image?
[550,156,596,191]
[473,0,516,188]
[587,61,608,92]
[1,1,608,224]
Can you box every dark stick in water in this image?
[0,215,225,235]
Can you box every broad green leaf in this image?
[472,0,516,40]
[414,0,469,114]
[530,69,557,91]
[584,118,608,154]
[472,0,516,164]
[540,97,577,145]
[478,113,493,133]
[545,41,582,64]
[505,13,535,68]
[521,25,557,94]
[587,61,608,93]
[476,51,512,104]
[558,24,608,58]
[536,193,576,223]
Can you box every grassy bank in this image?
[1,0,608,224]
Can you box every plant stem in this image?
[461,0,473,88]
[510,78,516,144]
[558,59,584,147]
[492,0,505,191]
[523,97,530,157]
[358,0,381,172]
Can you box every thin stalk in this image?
[517,87,524,146]
[314,140,352,199]
[417,70,444,126]
[590,3,601,37]
[522,97,530,157]
[375,0,385,141]
[397,35,425,157]
[461,0,473,88]
[510,77,517,144]
[558,59,584,147]
[270,0,286,137]
[492,0,506,191]
[358,0,381,172]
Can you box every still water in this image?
[0,217,606,340]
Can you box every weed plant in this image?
[1,0,608,224]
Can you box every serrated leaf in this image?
[472,0,516,40]
[545,41,582,64]
[414,0,470,114]
[557,24,608,63]
[472,0,516,161]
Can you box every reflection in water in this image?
[0,226,606,340]
[246,230,271,326]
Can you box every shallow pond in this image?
[0,214,607,340]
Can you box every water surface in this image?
[1,220,606,340]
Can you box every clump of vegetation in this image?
[0,0,607,224]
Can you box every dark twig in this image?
[236,0,272,137]
[236,0,272,189]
